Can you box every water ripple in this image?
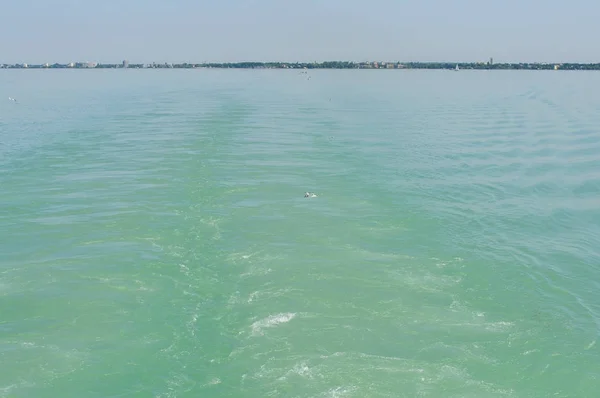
[2,70,600,397]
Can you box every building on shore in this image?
[74,61,98,68]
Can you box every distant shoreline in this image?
[2,61,599,70]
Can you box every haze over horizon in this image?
[1,0,598,64]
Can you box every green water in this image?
[1,70,600,397]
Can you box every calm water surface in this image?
[1,69,600,397]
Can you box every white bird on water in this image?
[304,192,317,198]
[8,97,17,102]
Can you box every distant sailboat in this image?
[454,64,459,71]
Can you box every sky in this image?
[1,0,598,64]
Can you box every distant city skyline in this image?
[1,0,598,64]
[4,61,600,71]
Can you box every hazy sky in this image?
[1,0,598,63]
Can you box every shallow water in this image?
[1,69,600,397]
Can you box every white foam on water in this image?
[586,340,596,350]
[178,263,190,275]
[166,244,185,258]
[484,321,515,332]
[445,298,515,335]
[240,266,273,278]
[290,362,313,378]
[342,244,412,261]
[247,287,292,304]
[322,386,358,397]
[227,291,241,306]
[415,364,516,397]
[0,385,17,398]
[199,216,221,228]
[149,240,164,252]
[227,250,262,263]
[252,363,277,380]
[194,216,222,241]
[277,361,315,382]
[186,313,199,336]
[251,312,296,336]
[162,372,196,397]
[443,319,514,333]
[247,290,260,303]
[430,256,466,270]
[0,382,34,398]
[319,351,346,359]
[202,378,221,387]
[229,249,282,268]
[134,279,153,292]
[522,349,540,355]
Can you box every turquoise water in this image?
[1,69,600,397]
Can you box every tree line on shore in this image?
[3,61,600,70]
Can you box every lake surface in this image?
[1,69,600,397]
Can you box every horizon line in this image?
[0,60,600,69]
[3,60,600,65]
